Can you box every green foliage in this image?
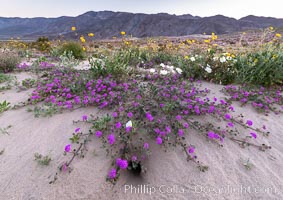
[0,52,21,73]
[34,153,52,166]
[0,73,11,83]
[235,43,283,86]
[0,125,12,135]
[59,51,79,68]
[59,42,85,59]
[22,78,36,88]
[33,104,59,118]
[0,100,10,113]
[30,37,51,52]
[241,158,254,170]
[90,48,134,77]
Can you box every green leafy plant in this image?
[30,37,51,52]
[0,100,10,113]
[59,51,79,68]
[0,73,11,83]
[59,41,85,59]
[235,43,283,86]
[0,125,12,135]
[22,78,36,88]
[34,153,52,166]
[241,158,254,170]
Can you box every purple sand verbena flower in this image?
[165,126,171,133]
[144,142,149,149]
[116,158,128,169]
[246,120,253,126]
[127,112,133,118]
[125,127,132,133]
[108,134,115,145]
[96,131,103,138]
[207,131,220,139]
[156,137,163,145]
[65,144,71,152]
[146,112,154,121]
[178,129,184,136]
[62,163,68,172]
[250,132,257,139]
[116,122,122,129]
[82,115,88,121]
[225,114,231,120]
[208,131,215,139]
[183,123,189,129]
[188,146,195,154]
[75,128,80,132]
[108,168,117,179]
[112,112,118,117]
[263,125,266,130]
[176,115,182,121]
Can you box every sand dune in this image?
[0,73,282,200]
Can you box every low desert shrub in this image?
[0,52,21,72]
[59,42,85,59]
[30,37,51,52]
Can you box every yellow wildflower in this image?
[80,36,86,43]
[211,32,218,40]
[120,31,126,35]
[71,26,76,31]
[88,33,94,37]
[269,26,274,31]
[275,33,281,38]
[184,55,189,60]
[204,39,211,43]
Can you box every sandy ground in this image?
[0,73,282,200]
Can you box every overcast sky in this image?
[0,0,282,19]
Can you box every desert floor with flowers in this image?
[0,29,283,200]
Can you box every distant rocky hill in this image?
[0,11,283,40]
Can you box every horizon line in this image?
[1,10,282,20]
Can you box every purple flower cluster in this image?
[108,168,117,179]
[108,134,115,145]
[116,158,128,169]
[223,85,283,114]
[146,112,154,121]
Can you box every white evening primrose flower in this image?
[213,56,218,61]
[160,63,165,68]
[165,65,174,70]
[149,68,156,73]
[160,70,168,75]
[176,67,183,74]
[126,120,133,128]
[205,64,212,73]
[190,57,196,62]
[220,56,226,63]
